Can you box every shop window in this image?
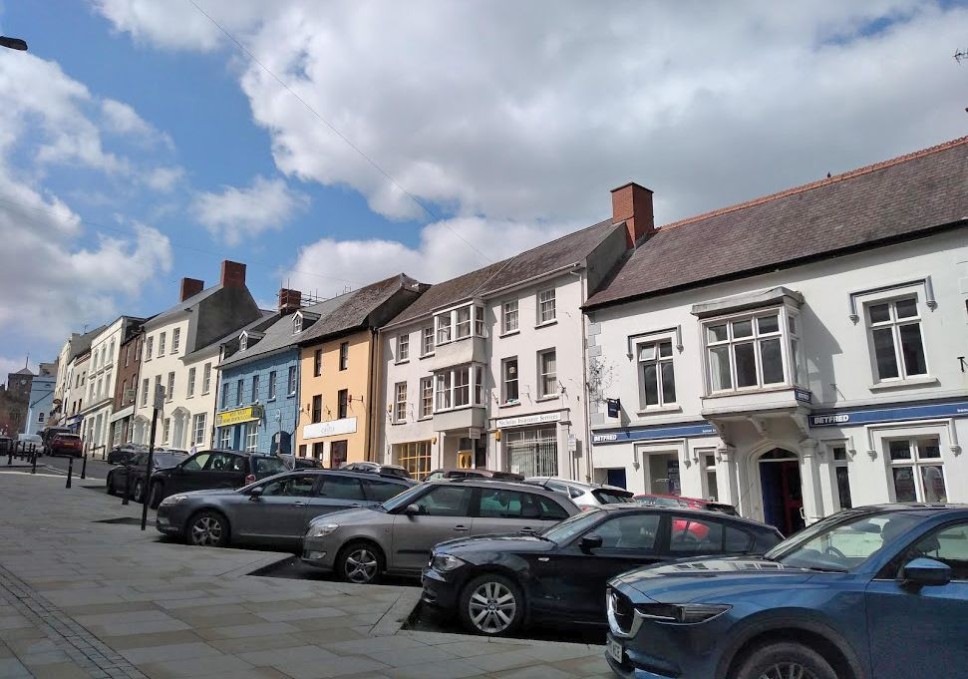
[245,422,259,452]
[704,310,796,393]
[502,300,519,334]
[337,389,348,419]
[330,440,348,468]
[887,437,945,502]
[394,382,408,423]
[538,289,556,324]
[218,428,231,449]
[397,334,409,362]
[396,440,431,480]
[866,298,927,382]
[506,427,558,477]
[538,349,557,398]
[643,451,681,495]
[637,339,676,409]
[832,445,852,509]
[312,442,324,460]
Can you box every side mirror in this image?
[403,503,422,516]
[580,534,603,554]
[249,487,264,501]
[902,557,952,588]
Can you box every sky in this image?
[0,0,966,382]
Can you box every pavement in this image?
[0,471,611,679]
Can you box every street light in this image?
[0,36,28,51]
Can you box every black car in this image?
[106,443,149,466]
[341,461,412,479]
[106,450,188,502]
[422,505,783,636]
[147,449,288,509]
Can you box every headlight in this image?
[308,523,339,538]
[634,603,731,624]
[160,494,188,507]
[430,553,466,573]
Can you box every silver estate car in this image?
[524,477,633,510]
[302,479,580,584]
[156,469,414,550]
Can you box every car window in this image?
[260,474,317,497]
[532,493,570,520]
[724,525,753,552]
[545,480,567,494]
[592,488,633,504]
[413,486,473,517]
[320,475,365,501]
[903,522,968,581]
[595,514,661,551]
[205,452,239,471]
[253,457,287,476]
[479,489,525,518]
[182,453,210,471]
[364,479,408,503]
[669,516,724,554]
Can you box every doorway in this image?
[758,449,804,536]
[606,468,627,489]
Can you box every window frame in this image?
[202,363,212,394]
[434,304,486,346]
[502,300,519,335]
[886,436,946,503]
[502,356,519,405]
[397,333,410,363]
[537,289,556,325]
[293,314,303,334]
[268,371,277,400]
[192,413,207,446]
[187,367,196,398]
[145,336,153,361]
[865,296,928,384]
[166,372,175,403]
[434,364,486,412]
[235,379,243,407]
[287,366,298,396]
[419,377,433,419]
[339,342,349,371]
[421,326,435,356]
[313,349,322,377]
[394,441,432,480]
[311,395,322,423]
[172,328,180,354]
[158,332,166,356]
[537,349,558,398]
[636,337,677,410]
[394,382,408,423]
[251,374,260,402]
[337,389,348,419]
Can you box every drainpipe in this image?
[570,269,593,483]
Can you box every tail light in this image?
[245,474,256,484]
[581,505,596,512]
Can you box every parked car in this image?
[146,449,288,509]
[303,479,580,584]
[292,457,323,470]
[48,433,83,458]
[341,461,412,479]
[634,493,738,516]
[107,443,149,466]
[18,433,43,451]
[424,468,524,482]
[40,426,73,454]
[604,503,968,679]
[156,469,414,549]
[106,450,188,501]
[526,477,633,509]
[423,505,782,636]
[0,436,12,454]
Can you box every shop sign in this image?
[495,411,562,429]
[794,388,813,404]
[592,422,716,445]
[468,427,482,440]
[304,417,357,440]
[217,405,263,427]
[809,399,968,428]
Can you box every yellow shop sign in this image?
[217,405,263,427]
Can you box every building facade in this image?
[132,261,261,451]
[584,138,968,535]
[377,193,637,480]
[109,329,144,446]
[25,365,57,437]
[294,275,426,467]
[63,352,90,433]
[51,326,105,433]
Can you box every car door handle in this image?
[538,557,550,562]
[520,527,535,533]
[293,501,306,507]
[454,525,470,532]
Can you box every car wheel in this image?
[459,574,524,637]
[733,641,839,679]
[337,541,384,584]
[133,479,145,504]
[106,473,116,496]
[187,511,230,548]
[147,482,164,509]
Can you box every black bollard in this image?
[6,442,11,466]
[122,462,131,506]
[31,449,37,474]
[81,453,87,480]
[66,456,73,488]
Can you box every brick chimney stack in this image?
[611,182,655,248]
[278,288,302,315]
[220,260,246,288]
[179,278,205,302]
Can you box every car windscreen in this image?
[541,509,602,544]
[765,510,925,572]
[381,483,427,512]
[592,488,633,504]
[252,457,287,476]
[152,453,187,469]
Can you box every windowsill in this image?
[418,416,433,422]
[420,352,435,359]
[267,397,276,403]
[395,359,410,365]
[703,384,796,399]
[433,404,485,414]
[536,394,559,402]
[498,401,521,409]
[535,320,557,329]
[636,405,682,416]
[390,420,406,426]
[869,376,940,392]
[186,395,194,400]
[499,330,520,338]
[287,393,297,399]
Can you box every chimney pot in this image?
[179,277,205,302]
[611,182,655,248]
[220,260,246,288]
[278,288,302,315]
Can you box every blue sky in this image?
[0,0,966,380]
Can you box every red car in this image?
[49,433,83,458]
[634,493,739,542]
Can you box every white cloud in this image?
[0,51,174,344]
[144,166,185,192]
[101,99,174,150]
[192,175,309,246]
[98,1,968,289]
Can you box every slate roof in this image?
[586,137,968,309]
[68,325,107,362]
[183,310,276,363]
[145,285,223,327]
[386,218,623,328]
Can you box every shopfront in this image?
[216,405,263,452]
[495,410,565,477]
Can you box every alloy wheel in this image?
[190,516,223,546]
[344,547,378,583]
[758,663,818,679]
[468,580,517,634]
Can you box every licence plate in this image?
[607,637,624,663]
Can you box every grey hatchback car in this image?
[302,479,580,584]
[156,469,414,550]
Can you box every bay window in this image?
[704,309,800,393]
[436,314,452,344]
[434,365,486,412]
[434,305,486,346]
[867,298,927,382]
[456,307,472,339]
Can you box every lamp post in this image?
[0,36,28,51]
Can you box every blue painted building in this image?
[25,367,57,437]
[215,290,332,455]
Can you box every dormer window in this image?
[239,330,263,352]
[293,314,303,334]
[292,310,319,335]
[239,334,248,351]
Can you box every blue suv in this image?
[605,504,968,679]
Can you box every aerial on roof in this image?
[386,218,623,328]
[585,136,968,310]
